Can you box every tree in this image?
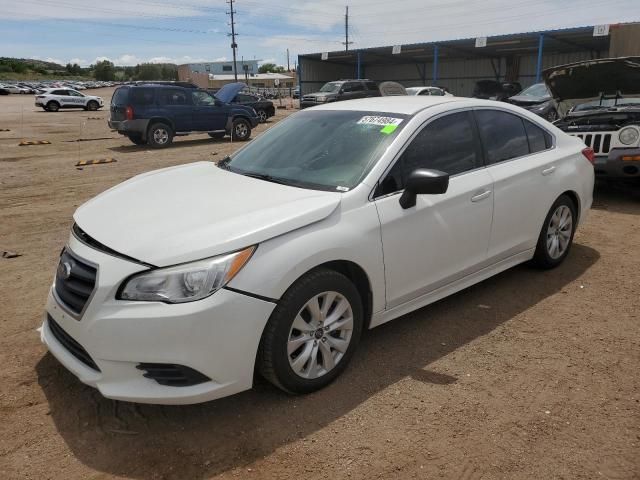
[258,63,285,74]
[94,60,115,81]
[136,63,161,81]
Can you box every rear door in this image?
[157,88,192,132]
[475,108,558,262]
[110,87,129,121]
[191,90,227,132]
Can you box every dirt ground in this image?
[0,88,638,480]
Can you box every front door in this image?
[157,88,192,132]
[191,90,228,132]
[374,111,494,308]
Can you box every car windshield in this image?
[319,82,342,93]
[518,83,550,98]
[573,97,640,111]
[222,110,408,191]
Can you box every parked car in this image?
[0,85,10,95]
[507,83,558,121]
[3,84,31,94]
[35,88,104,112]
[226,91,275,123]
[472,80,522,101]
[300,79,380,108]
[545,56,640,181]
[293,86,300,99]
[108,82,259,148]
[406,86,453,97]
[42,95,593,405]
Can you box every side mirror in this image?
[399,169,449,209]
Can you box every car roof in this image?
[310,96,464,115]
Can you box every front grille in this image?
[54,249,97,315]
[136,363,211,387]
[47,315,100,371]
[573,132,612,155]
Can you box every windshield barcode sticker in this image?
[357,116,403,127]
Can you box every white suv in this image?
[35,88,104,112]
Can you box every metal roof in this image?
[300,25,618,66]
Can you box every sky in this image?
[1,0,639,68]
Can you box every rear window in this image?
[111,87,129,105]
[130,88,155,106]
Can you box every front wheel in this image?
[231,118,251,141]
[532,194,577,269]
[147,122,173,148]
[256,109,268,123]
[86,100,99,111]
[258,268,363,394]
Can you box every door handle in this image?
[542,166,556,176]
[471,190,492,202]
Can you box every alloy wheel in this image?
[153,128,169,145]
[234,122,248,138]
[546,205,572,259]
[287,291,354,379]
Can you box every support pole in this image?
[228,0,238,81]
[356,51,361,79]
[432,44,439,84]
[535,33,545,83]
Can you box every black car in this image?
[545,56,640,181]
[300,79,380,109]
[472,80,522,101]
[108,82,259,148]
[507,83,558,121]
[211,90,275,123]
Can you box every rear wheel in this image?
[231,118,251,141]
[46,101,60,112]
[258,268,363,394]
[256,109,268,123]
[532,194,577,269]
[147,122,173,148]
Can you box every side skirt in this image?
[369,248,535,329]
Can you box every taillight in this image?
[581,147,595,164]
[125,105,134,120]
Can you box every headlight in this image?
[119,246,255,303]
[531,100,552,111]
[619,127,639,145]
[315,96,328,102]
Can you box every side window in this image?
[191,90,215,106]
[341,84,352,93]
[350,82,365,92]
[222,65,232,72]
[431,88,445,96]
[402,111,480,176]
[475,110,529,164]
[130,88,155,105]
[376,112,480,197]
[524,119,553,152]
[158,89,188,106]
[69,90,83,97]
[365,82,378,91]
[54,90,69,96]
[419,90,430,96]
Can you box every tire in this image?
[86,100,99,111]
[256,109,268,123]
[258,268,363,394]
[147,122,173,148]
[46,101,60,112]
[545,109,558,122]
[231,118,251,141]
[127,134,146,145]
[531,194,577,269]
[208,132,226,140]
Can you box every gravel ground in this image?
[0,88,638,480]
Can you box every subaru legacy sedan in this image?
[41,97,594,404]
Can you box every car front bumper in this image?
[593,147,640,178]
[40,234,276,405]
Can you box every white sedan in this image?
[35,88,104,112]
[3,84,31,94]
[407,86,453,96]
[41,96,594,404]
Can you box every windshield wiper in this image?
[241,172,294,186]
[217,156,232,169]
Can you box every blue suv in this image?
[108,82,259,148]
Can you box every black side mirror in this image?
[399,169,449,209]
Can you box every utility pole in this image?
[286,48,290,71]
[227,0,238,81]
[342,6,353,51]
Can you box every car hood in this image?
[508,94,551,105]
[544,57,640,101]
[214,82,247,103]
[74,162,342,266]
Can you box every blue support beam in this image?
[432,44,439,84]
[535,33,545,83]
[356,51,362,79]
